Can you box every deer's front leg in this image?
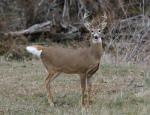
[80,74,86,107]
[87,77,92,105]
[86,64,99,105]
[45,72,55,106]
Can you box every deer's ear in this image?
[101,22,107,30]
[84,23,91,31]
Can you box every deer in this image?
[26,13,107,107]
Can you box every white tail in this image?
[26,45,44,58]
[26,13,107,107]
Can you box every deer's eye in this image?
[98,30,101,32]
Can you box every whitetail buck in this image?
[26,13,107,107]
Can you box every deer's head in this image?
[83,13,107,44]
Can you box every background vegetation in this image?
[0,0,150,62]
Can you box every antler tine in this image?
[83,12,89,19]
[102,12,107,20]
[101,12,107,30]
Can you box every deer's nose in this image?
[94,36,98,39]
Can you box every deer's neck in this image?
[90,39,103,61]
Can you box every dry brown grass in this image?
[0,55,150,115]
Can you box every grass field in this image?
[0,56,150,115]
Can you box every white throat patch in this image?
[92,37,102,44]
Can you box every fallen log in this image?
[4,21,52,36]
[2,20,88,41]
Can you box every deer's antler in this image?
[101,12,107,30]
[83,12,107,31]
[83,12,91,31]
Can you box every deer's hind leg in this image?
[45,71,60,106]
[80,74,86,107]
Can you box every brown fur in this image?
[33,45,44,51]
[29,13,107,107]
[38,41,103,107]
[41,44,102,74]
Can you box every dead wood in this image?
[4,21,52,36]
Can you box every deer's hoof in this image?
[50,102,54,107]
[81,105,86,112]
